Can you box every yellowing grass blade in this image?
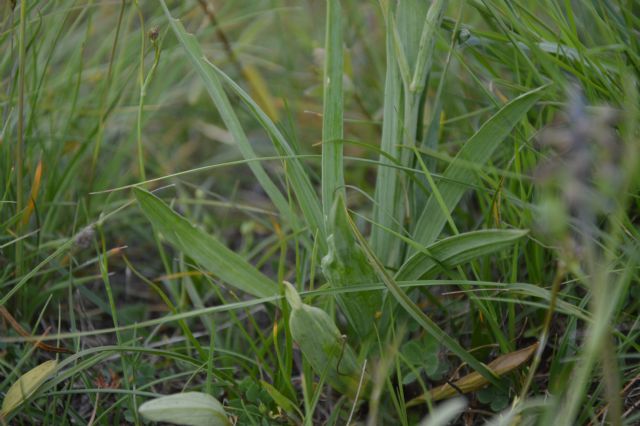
[21,159,42,225]
[241,64,280,122]
[1,359,58,417]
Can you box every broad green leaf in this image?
[284,282,365,397]
[134,188,277,300]
[322,0,345,219]
[409,86,546,254]
[1,360,58,417]
[396,0,430,74]
[138,392,230,426]
[158,1,299,235]
[396,229,529,280]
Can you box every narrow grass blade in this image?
[321,0,345,219]
[206,61,325,249]
[410,0,446,93]
[410,86,546,253]
[396,229,529,280]
[159,1,298,231]
[134,188,277,300]
[347,211,504,389]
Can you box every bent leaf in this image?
[260,380,302,418]
[138,392,230,426]
[134,188,277,300]
[396,229,529,280]
[284,282,365,397]
[408,342,539,406]
[1,359,58,417]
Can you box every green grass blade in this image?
[321,0,345,219]
[396,229,529,281]
[159,1,298,231]
[409,85,547,253]
[321,195,382,339]
[410,0,446,93]
[134,188,277,300]
[205,60,325,250]
[347,210,504,389]
[370,0,405,267]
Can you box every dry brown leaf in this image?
[408,342,539,406]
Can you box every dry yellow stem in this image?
[408,342,539,406]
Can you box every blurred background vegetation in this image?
[1,0,639,424]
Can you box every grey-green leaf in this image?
[138,392,230,426]
[134,188,277,300]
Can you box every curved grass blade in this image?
[409,86,546,254]
[396,229,529,280]
[346,211,504,389]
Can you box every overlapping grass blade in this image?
[205,61,325,250]
[347,210,504,389]
[396,229,529,280]
[321,195,382,339]
[158,1,299,233]
[409,85,546,254]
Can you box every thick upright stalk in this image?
[321,0,344,221]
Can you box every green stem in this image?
[136,6,162,183]
[15,0,27,277]
[321,0,344,221]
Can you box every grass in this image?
[1,0,639,425]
